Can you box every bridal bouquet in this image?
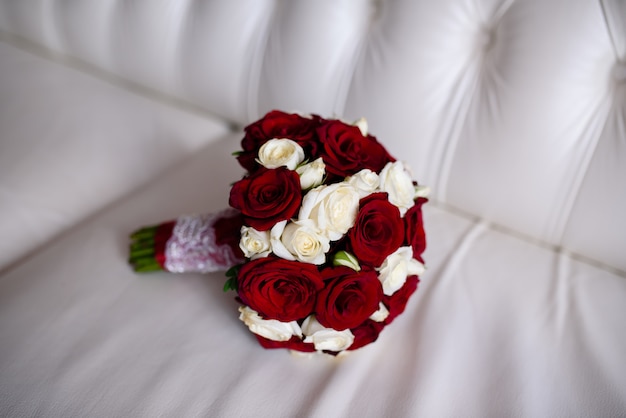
[130,110,428,355]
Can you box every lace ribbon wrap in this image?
[163,209,244,273]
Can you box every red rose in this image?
[229,167,302,231]
[237,258,324,322]
[348,193,405,267]
[316,266,383,330]
[349,320,385,351]
[404,197,427,263]
[237,110,322,172]
[255,335,316,352]
[317,119,395,179]
[383,275,420,325]
[213,210,244,260]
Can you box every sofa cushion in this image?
[0,41,230,271]
[2,1,625,273]
[1,131,624,417]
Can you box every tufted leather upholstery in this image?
[1,2,625,417]
[1,0,624,273]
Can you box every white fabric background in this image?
[0,41,228,271]
[1,0,625,272]
[0,1,625,416]
[1,130,625,417]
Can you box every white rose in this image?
[299,182,360,241]
[239,226,271,259]
[337,116,368,136]
[353,117,368,136]
[257,138,305,170]
[302,315,354,352]
[347,169,379,198]
[379,161,416,215]
[293,111,313,119]
[238,306,302,341]
[269,220,292,260]
[415,184,431,198]
[296,158,325,190]
[276,219,330,265]
[289,350,317,359]
[369,302,390,322]
[377,246,425,296]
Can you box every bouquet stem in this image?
[128,211,243,274]
[129,222,175,272]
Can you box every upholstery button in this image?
[613,61,626,84]
[477,26,495,53]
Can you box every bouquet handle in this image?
[129,209,244,273]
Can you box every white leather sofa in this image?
[1,1,625,416]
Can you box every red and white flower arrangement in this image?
[129,110,429,355]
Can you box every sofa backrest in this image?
[1,0,624,273]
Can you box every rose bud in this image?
[296,158,326,190]
[239,226,271,259]
[379,161,416,215]
[257,138,305,170]
[301,315,355,352]
[238,306,302,342]
[377,246,425,296]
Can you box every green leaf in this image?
[223,264,242,292]
[223,277,237,292]
[332,250,361,271]
[231,150,244,156]
[225,264,240,278]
